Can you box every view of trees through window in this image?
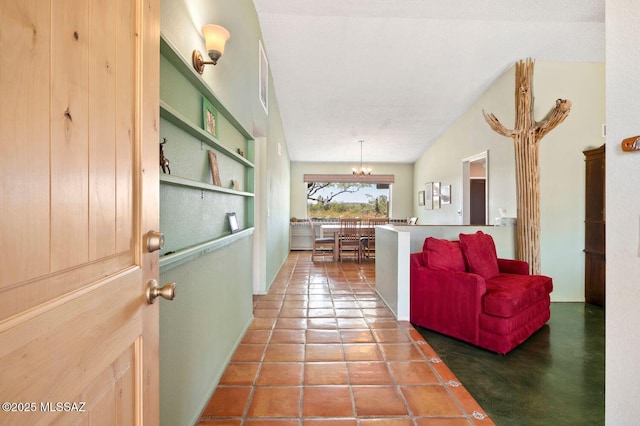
[307,182,389,218]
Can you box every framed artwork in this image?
[418,190,425,206]
[208,151,222,186]
[202,97,218,138]
[433,182,441,209]
[227,212,240,233]
[259,40,268,114]
[424,183,433,210]
[441,185,451,205]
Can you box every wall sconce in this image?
[192,24,230,74]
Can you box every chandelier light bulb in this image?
[352,140,372,176]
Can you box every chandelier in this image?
[352,140,372,175]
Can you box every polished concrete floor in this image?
[415,303,605,426]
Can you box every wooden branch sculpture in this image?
[483,59,571,274]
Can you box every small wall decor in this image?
[208,151,222,186]
[441,185,451,205]
[258,40,268,114]
[231,179,240,191]
[160,138,171,174]
[433,182,441,209]
[424,183,434,210]
[418,190,425,206]
[202,96,218,138]
[227,212,240,233]
[621,135,640,152]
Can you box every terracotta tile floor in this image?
[198,252,495,425]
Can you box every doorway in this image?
[462,151,489,225]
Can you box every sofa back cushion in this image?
[422,237,466,272]
[459,231,500,279]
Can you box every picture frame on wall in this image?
[424,183,433,210]
[441,184,451,205]
[202,96,218,138]
[208,151,222,186]
[418,190,425,206]
[433,182,441,209]
[259,40,268,114]
[227,212,240,233]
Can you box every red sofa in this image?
[410,231,552,354]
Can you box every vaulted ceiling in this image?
[252,0,605,163]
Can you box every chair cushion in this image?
[459,231,499,279]
[422,237,466,272]
[483,273,553,317]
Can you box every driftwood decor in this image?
[483,59,571,274]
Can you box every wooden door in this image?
[0,0,160,424]
[584,145,606,306]
[470,179,487,225]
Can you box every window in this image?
[307,182,389,219]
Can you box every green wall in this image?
[159,1,291,424]
[159,236,254,426]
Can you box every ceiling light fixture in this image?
[352,140,372,176]
[192,24,231,74]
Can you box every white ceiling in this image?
[252,0,604,164]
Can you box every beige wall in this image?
[290,162,414,220]
[413,61,605,302]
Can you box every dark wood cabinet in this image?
[584,145,605,306]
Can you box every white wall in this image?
[413,62,605,302]
[606,1,640,423]
[290,162,414,220]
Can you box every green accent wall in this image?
[159,236,254,426]
[158,1,292,424]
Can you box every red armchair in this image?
[410,231,552,354]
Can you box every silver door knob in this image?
[146,230,165,252]
[146,279,176,304]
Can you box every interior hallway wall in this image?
[159,0,291,424]
[606,0,640,423]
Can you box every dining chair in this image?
[360,217,389,260]
[338,218,362,262]
[309,218,335,261]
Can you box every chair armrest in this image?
[410,252,424,268]
[498,258,529,275]
[410,265,486,345]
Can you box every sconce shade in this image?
[202,24,230,62]
[192,24,231,74]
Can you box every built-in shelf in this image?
[160,101,254,168]
[159,32,255,263]
[160,174,254,197]
[160,33,253,141]
[160,227,255,273]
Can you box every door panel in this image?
[0,0,51,286]
[0,0,159,423]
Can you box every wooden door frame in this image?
[137,0,161,422]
